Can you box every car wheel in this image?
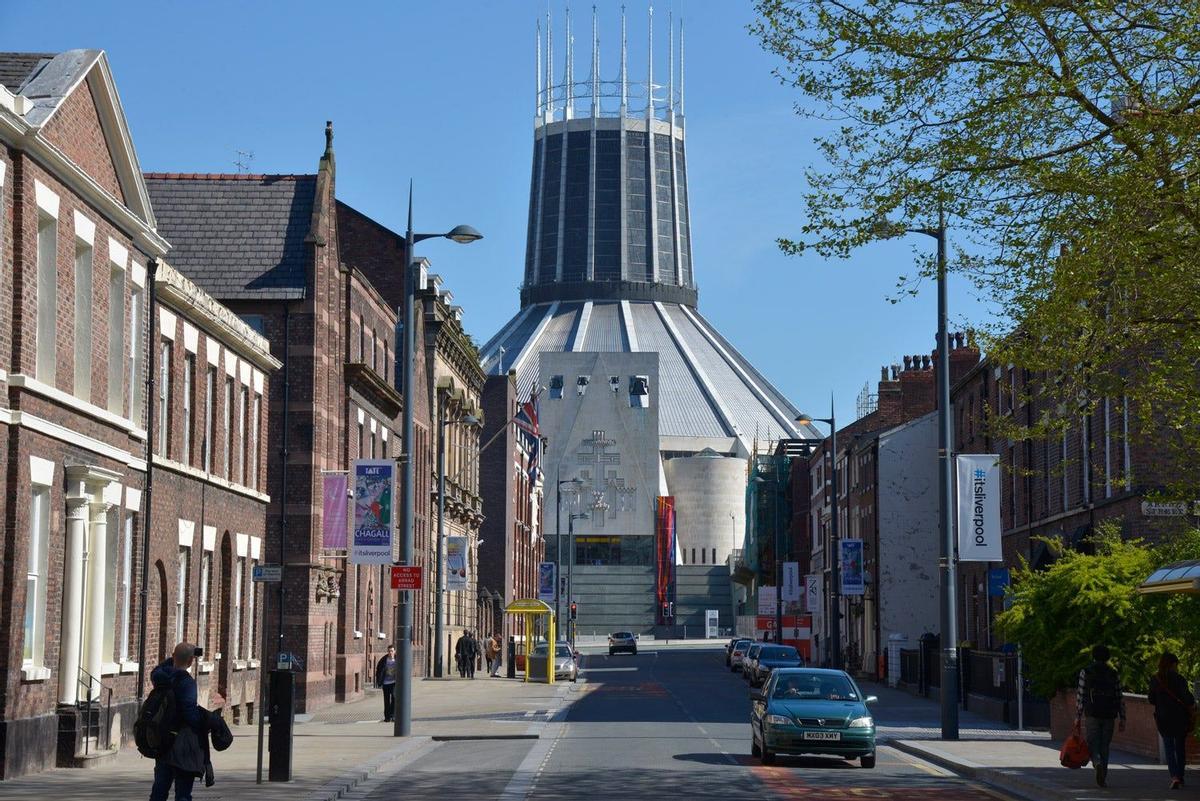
[631,649,637,656]
[860,754,876,769]
[761,746,775,765]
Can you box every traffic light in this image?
[570,602,578,620]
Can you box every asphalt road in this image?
[366,645,1016,800]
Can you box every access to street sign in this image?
[391,565,422,590]
[252,564,282,583]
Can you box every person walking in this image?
[1148,652,1196,790]
[374,645,397,722]
[487,633,503,677]
[148,642,205,801]
[455,633,469,678]
[464,631,479,679]
[1077,644,1126,788]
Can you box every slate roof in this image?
[0,52,54,94]
[145,174,315,300]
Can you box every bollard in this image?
[507,636,516,679]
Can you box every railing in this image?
[899,648,921,688]
[77,667,113,754]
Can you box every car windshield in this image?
[555,645,573,658]
[772,673,859,701]
[760,647,799,660]
[733,643,749,653]
[747,645,761,657]
[612,632,633,639]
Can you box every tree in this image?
[996,528,1200,696]
[753,1,1200,484]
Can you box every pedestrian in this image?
[149,642,206,801]
[374,644,397,722]
[1077,644,1126,788]
[465,631,479,679]
[488,633,503,677]
[455,633,469,678]
[1148,652,1196,790]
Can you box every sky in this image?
[1,0,997,427]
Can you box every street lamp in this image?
[796,403,838,669]
[554,474,584,636]
[566,511,589,644]
[874,208,957,740]
[433,403,481,679]
[397,183,481,738]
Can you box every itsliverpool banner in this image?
[537,562,556,602]
[781,562,801,602]
[957,454,1002,562]
[321,472,348,549]
[840,539,865,596]
[445,535,468,591]
[351,460,394,565]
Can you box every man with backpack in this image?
[1077,644,1127,788]
[143,642,205,801]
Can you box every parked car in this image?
[530,642,579,682]
[750,668,877,768]
[726,638,750,667]
[608,631,638,656]
[730,640,752,672]
[743,643,764,683]
[746,644,804,688]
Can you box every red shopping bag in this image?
[1060,721,1091,769]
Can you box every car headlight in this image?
[847,716,873,729]
[765,714,793,726]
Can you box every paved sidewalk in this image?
[0,675,574,800]
[865,681,1199,800]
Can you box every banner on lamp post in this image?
[957,454,1002,562]
[445,535,468,591]
[758,586,777,616]
[350,460,393,565]
[321,472,348,550]
[804,574,821,615]
[537,562,556,602]
[781,562,801,602]
[840,540,865,596]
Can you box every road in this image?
[364,644,1015,800]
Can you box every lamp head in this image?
[870,216,906,239]
[446,224,483,244]
[795,412,813,425]
[462,414,482,428]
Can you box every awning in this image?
[1138,560,1200,595]
[505,598,554,614]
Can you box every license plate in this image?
[803,731,841,741]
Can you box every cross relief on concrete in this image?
[576,430,637,527]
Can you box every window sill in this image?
[119,660,139,674]
[198,660,215,674]
[22,664,51,682]
[9,373,145,440]
[377,632,386,640]
[353,630,363,640]
[248,659,260,669]
[101,661,120,676]
[233,660,248,671]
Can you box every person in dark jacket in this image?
[1148,652,1196,790]
[149,642,204,801]
[375,645,397,722]
[455,634,468,677]
[1076,644,1126,788]
[464,631,479,679]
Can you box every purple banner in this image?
[322,473,348,549]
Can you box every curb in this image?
[890,740,1069,801]
[301,736,437,801]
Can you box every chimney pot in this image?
[922,355,931,369]
[891,364,900,380]
[881,366,889,382]
[903,356,912,370]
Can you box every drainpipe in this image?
[136,257,160,700]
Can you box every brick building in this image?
[479,371,545,645]
[0,50,278,778]
[950,358,1174,649]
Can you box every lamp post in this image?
[874,208,957,740]
[433,396,480,679]
[554,473,583,636]
[396,183,481,737]
[566,511,589,644]
[796,402,838,668]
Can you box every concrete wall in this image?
[674,565,734,635]
[571,565,656,635]
[664,452,746,566]
[877,412,939,647]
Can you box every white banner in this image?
[781,562,801,602]
[758,586,777,616]
[804,574,821,615]
[445,535,468,590]
[957,454,1002,562]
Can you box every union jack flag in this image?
[514,390,542,484]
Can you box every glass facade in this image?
[538,133,563,276]
[624,130,650,281]
[674,138,693,287]
[594,130,622,280]
[523,138,543,286]
[562,131,591,281]
[653,133,676,285]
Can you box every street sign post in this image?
[253,564,282,583]
[390,565,423,591]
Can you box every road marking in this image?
[578,667,639,672]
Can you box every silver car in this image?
[531,642,579,682]
[730,639,752,672]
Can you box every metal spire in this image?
[620,5,628,115]
[546,9,553,123]
[591,5,600,117]
[536,18,543,119]
[668,9,674,120]
[679,16,685,117]
[565,6,574,120]
[646,5,654,120]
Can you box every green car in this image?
[750,668,877,768]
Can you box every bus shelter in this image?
[505,598,556,684]
[1138,560,1200,595]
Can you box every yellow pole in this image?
[523,613,530,683]
[548,612,556,685]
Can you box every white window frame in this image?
[247,558,257,659]
[223,377,233,480]
[107,261,126,414]
[103,506,119,665]
[204,367,215,473]
[231,557,244,660]
[36,211,58,383]
[73,234,94,399]
[198,550,211,658]
[250,393,261,490]
[175,546,189,643]
[158,339,171,456]
[24,485,51,673]
[128,285,143,424]
[182,354,194,466]
[236,385,247,485]
[119,511,134,662]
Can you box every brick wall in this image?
[1050,691,1200,763]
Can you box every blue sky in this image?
[2,0,995,427]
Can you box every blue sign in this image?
[988,567,1010,597]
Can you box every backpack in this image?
[134,684,178,759]
[1083,663,1122,719]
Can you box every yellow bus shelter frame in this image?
[505,598,556,684]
